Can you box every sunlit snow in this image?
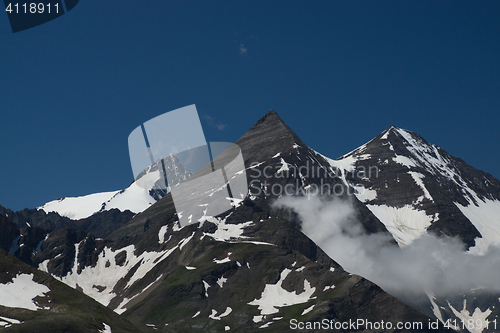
[213,252,232,264]
[0,273,50,311]
[448,299,492,333]
[301,304,315,316]
[38,172,158,220]
[99,323,112,333]
[366,204,435,246]
[217,276,227,288]
[456,198,500,255]
[200,216,253,242]
[248,268,316,315]
[0,316,22,328]
[40,242,179,310]
[392,155,417,168]
[276,158,290,174]
[158,225,168,243]
[203,280,210,297]
[208,307,232,320]
[408,172,433,203]
[39,179,156,220]
[352,185,377,203]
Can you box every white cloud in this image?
[202,114,227,131]
[216,123,227,130]
[272,195,500,303]
[239,43,248,56]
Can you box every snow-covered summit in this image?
[38,154,193,220]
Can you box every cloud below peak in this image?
[272,195,500,302]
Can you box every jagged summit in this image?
[341,126,434,160]
[332,125,500,251]
[382,126,435,150]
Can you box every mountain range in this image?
[1,110,499,332]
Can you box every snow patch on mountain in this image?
[179,232,195,250]
[203,280,210,297]
[103,181,157,213]
[99,323,112,333]
[40,242,179,309]
[216,276,227,288]
[447,299,492,333]
[301,304,315,316]
[322,154,356,173]
[352,185,377,203]
[37,154,194,220]
[200,215,254,242]
[208,307,232,320]
[456,198,500,255]
[213,252,232,264]
[0,273,50,311]
[158,225,168,243]
[0,316,22,328]
[408,172,433,203]
[39,191,119,220]
[248,268,316,316]
[427,293,445,324]
[366,204,435,246]
[392,155,417,168]
[395,128,465,184]
[38,180,156,220]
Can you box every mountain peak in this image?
[372,126,436,156]
[380,125,409,139]
[334,123,500,249]
[235,110,308,163]
[253,109,282,126]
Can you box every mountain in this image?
[38,154,193,220]
[327,126,500,250]
[5,110,499,332]
[321,125,500,331]
[0,217,139,332]
[0,154,193,240]
[0,110,454,332]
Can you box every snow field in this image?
[366,204,435,246]
[0,273,50,311]
[248,268,316,317]
[456,198,500,255]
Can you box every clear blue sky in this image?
[1,1,499,211]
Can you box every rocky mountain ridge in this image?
[1,110,498,332]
